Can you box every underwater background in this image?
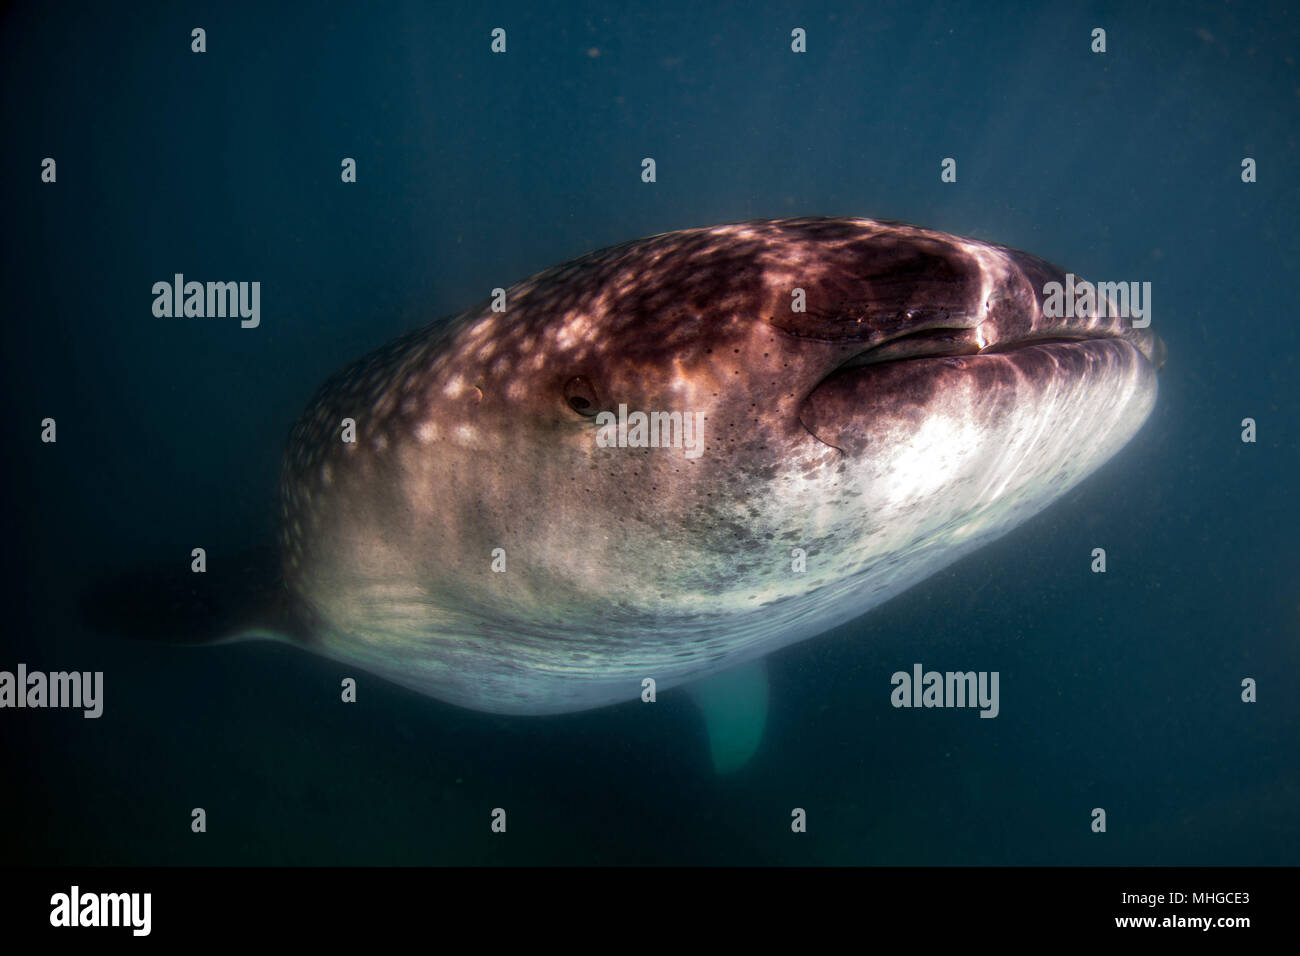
[1,0,1296,865]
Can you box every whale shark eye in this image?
[563,376,600,417]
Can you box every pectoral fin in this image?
[80,545,302,646]
[684,657,769,774]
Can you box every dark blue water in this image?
[2,0,1296,864]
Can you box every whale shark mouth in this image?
[798,328,1164,457]
[826,325,1166,373]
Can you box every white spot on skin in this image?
[467,317,497,342]
[555,314,593,350]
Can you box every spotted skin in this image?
[275,218,1161,715]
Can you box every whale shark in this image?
[93,217,1163,771]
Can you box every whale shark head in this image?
[278,217,1161,715]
